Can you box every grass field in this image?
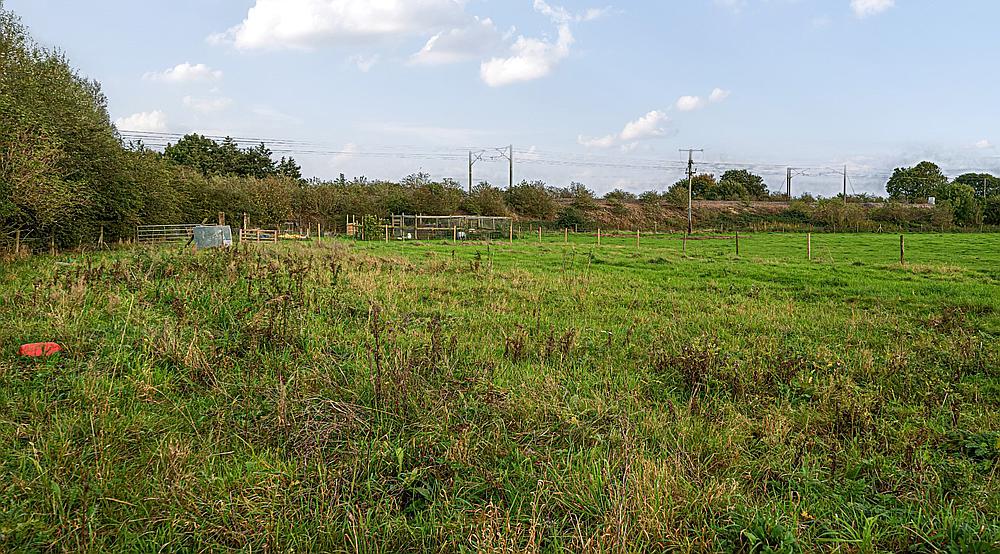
[1,232,999,552]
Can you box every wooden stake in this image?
[565,228,568,245]
[597,228,602,246]
[509,223,513,244]
[14,229,20,256]
[807,233,812,261]
[453,226,458,242]
[735,231,740,257]
[636,229,640,249]
[99,226,105,249]
[318,223,322,242]
[900,234,905,265]
[538,227,542,243]
[50,232,55,255]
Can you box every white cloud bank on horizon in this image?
[115,110,168,132]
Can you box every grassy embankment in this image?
[1,232,998,552]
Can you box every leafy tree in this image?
[242,143,276,178]
[505,181,555,219]
[984,196,1000,225]
[718,169,768,200]
[164,134,221,176]
[604,189,636,202]
[937,182,982,226]
[568,182,598,212]
[886,161,948,201]
[277,157,302,180]
[462,183,508,216]
[953,173,999,198]
[556,206,589,229]
[1,4,136,244]
[669,174,717,200]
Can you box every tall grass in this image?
[0,233,998,551]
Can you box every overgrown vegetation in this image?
[1,233,998,550]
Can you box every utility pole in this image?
[843,165,848,205]
[495,145,514,189]
[786,168,792,199]
[509,145,514,190]
[680,149,703,235]
[468,150,485,195]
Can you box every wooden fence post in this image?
[99,226,105,249]
[735,231,740,257]
[807,233,812,261]
[453,226,458,242]
[318,223,322,242]
[565,228,568,245]
[14,229,20,256]
[597,228,602,246]
[900,235,905,265]
[509,223,513,244]
[218,212,225,226]
[636,229,640,249]
[538,227,542,243]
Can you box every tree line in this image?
[2,3,999,251]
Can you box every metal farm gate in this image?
[135,224,198,244]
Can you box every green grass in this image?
[1,232,998,552]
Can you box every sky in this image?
[7,0,1000,196]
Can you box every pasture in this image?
[1,232,998,552]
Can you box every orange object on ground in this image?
[18,342,63,357]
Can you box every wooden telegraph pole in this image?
[680,148,703,235]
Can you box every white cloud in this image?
[182,96,233,113]
[479,0,607,87]
[620,110,669,141]
[480,24,574,87]
[709,88,731,103]
[579,110,669,149]
[976,139,993,150]
[350,54,379,72]
[411,17,501,66]
[331,143,360,166]
[144,63,223,83]
[211,0,468,50]
[850,0,894,18]
[578,134,617,148]
[115,110,168,132]
[676,88,730,111]
[675,95,706,112]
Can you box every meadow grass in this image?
[1,232,998,552]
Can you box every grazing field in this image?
[1,232,999,552]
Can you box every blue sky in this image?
[8,0,1000,196]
